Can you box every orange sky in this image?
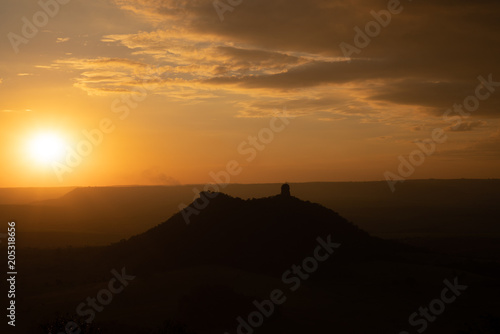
[1,0,499,187]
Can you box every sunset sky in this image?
[1,0,499,187]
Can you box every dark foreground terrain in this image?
[2,185,500,333]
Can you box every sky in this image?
[1,0,499,187]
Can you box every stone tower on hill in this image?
[281,183,291,197]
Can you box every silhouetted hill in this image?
[108,192,415,276]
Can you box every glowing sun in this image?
[28,132,66,164]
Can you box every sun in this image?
[27,132,66,164]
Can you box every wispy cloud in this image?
[56,37,71,43]
[446,120,488,132]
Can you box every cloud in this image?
[47,57,166,95]
[446,120,488,132]
[48,0,500,121]
[367,79,500,117]
[110,0,500,65]
[56,37,70,43]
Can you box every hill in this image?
[106,191,411,275]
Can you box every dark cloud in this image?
[368,79,500,117]
[446,120,488,132]
[87,0,500,119]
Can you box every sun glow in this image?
[27,132,67,164]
